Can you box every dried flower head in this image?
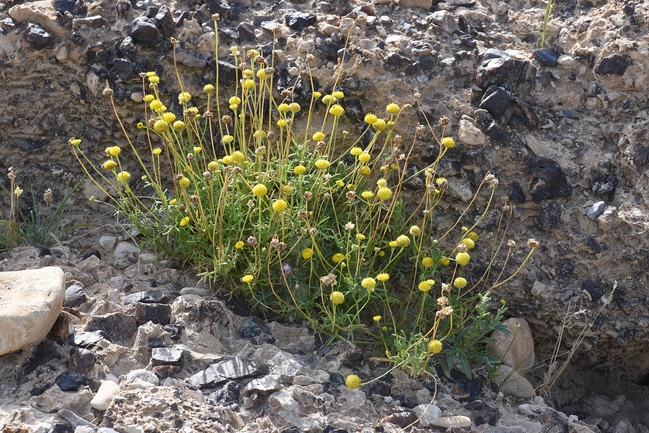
[527,238,539,249]
[320,273,338,286]
[507,239,516,248]
[43,188,53,204]
[247,236,258,246]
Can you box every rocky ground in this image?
[1,0,649,431]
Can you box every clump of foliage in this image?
[70,16,537,382]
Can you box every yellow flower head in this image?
[150,100,163,111]
[454,277,467,289]
[143,94,155,103]
[208,161,219,171]
[203,84,215,94]
[301,248,314,259]
[361,277,376,291]
[377,178,387,187]
[116,171,131,183]
[193,147,202,153]
[364,113,378,125]
[288,102,301,113]
[377,187,392,201]
[441,137,455,148]
[396,235,410,248]
[148,75,160,84]
[231,151,245,164]
[376,273,389,281]
[256,69,267,80]
[282,185,294,195]
[332,91,344,99]
[154,119,168,133]
[356,233,366,241]
[241,275,254,283]
[222,155,233,165]
[409,225,421,236]
[277,103,289,112]
[252,184,268,197]
[468,231,479,241]
[359,166,371,176]
[235,241,244,249]
[441,257,451,266]
[243,79,255,89]
[178,177,191,189]
[315,159,330,170]
[68,138,81,146]
[418,281,432,292]
[229,96,241,105]
[456,252,470,266]
[329,104,344,117]
[272,199,288,212]
[373,315,382,322]
[422,257,434,268]
[358,152,371,163]
[350,147,362,156]
[163,112,176,123]
[173,121,186,131]
[222,135,235,144]
[106,146,121,156]
[294,165,306,175]
[461,238,475,249]
[345,375,361,389]
[332,253,345,263]
[102,160,117,171]
[386,103,400,114]
[428,339,443,354]
[361,191,374,199]
[179,216,190,227]
[373,119,387,131]
[330,291,345,305]
[313,131,325,141]
[322,95,334,105]
[277,119,287,128]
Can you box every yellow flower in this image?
[301,248,314,259]
[179,216,190,227]
[241,275,254,283]
[254,130,266,140]
[377,273,389,281]
[243,69,253,78]
[102,160,117,171]
[428,339,443,354]
[373,119,387,130]
[193,147,202,153]
[377,178,387,187]
[229,96,241,105]
[148,76,160,84]
[203,84,215,94]
[441,137,455,148]
[163,112,176,123]
[454,277,467,289]
[345,375,361,389]
[332,90,344,99]
[336,180,345,187]
[377,187,392,201]
[313,131,325,141]
[361,277,376,291]
[461,238,475,249]
[235,241,244,249]
[294,165,306,175]
[389,241,397,248]
[373,315,382,322]
[208,161,219,171]
[252,184,268,197]
[243,79,255,89]
[68,138,81,146]
[441,257,450,266]
[361,191,374,199]
[332,253,345,263]
[282,185,294,195]
[456,252,470,266]
[359,166,371,176]
[277,103,289,112]
[116,171,131,183]
[272,199,288,212]
[231,151,245,164]
[364,113,377,124]
[386,103,400,114]
[356,233,366,241]
[422,257,434,268]
[177,177,190,189]
[315,159,330,170]
[256,69,267,80]
[222,155,233,165]
[137,122,144,129]
[169,199,177,205]
[358,152,371,163]
[14,186,22,197]
[313,91,322,98]
[329,104,344,117]
[106,146,121,156]
[409,225,421,236]
[288,102,301,113]
[418,281,432,292]
[173,121,186,131]
[468,231,479,241]
[330,291,345,305]
[150,100,163,111]
[154,119,168,133]
[143,94,154,102]
[350,147,362,156]
[222,135,235,144]
[152,148,162,155]
[277,119,287,127]
[396,235,410,248]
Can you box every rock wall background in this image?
[1,0,649,413]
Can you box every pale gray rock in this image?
[0,267,65,355]
[395,0,432,9]
[458,118,486,145]
[91,380,120,411]
[124,369,159,388]
[487,317,535,376]
[493,365,535,398]
[58,409,98,430]
[243,374,281,396]
[31,386,93,415]
[428,415,472,429]
[267,322,315,353]
[413,404,442,427]
[98,235,117,250]
[268,386,334,430]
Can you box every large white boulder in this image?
[0,267,66,356]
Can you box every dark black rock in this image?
[70,330,110,347]
[479,86,511,118]
[64,284,87,308]
[25,23,51,49]
[367,381,392,397]
[70,31,85,45]
[285,12,317,31]
[281,427,302,433]
[583,280,604,301]
[339,346,364,368]
[537,200,561,228]
[460,33,476,48]
[595,54,627,75]
[533,48,559,67]
[509,181,526,203]
[381,411,418,428]
[323,425,349,433]
[397,395,417,409]
[124,290,168,306]
[119,36,137,60]
[237,22,256,41]
[113,58,136,81]
[84,312,137,342]
[149,337,165,348]
[484,121,508,142]
[205,0,232,20]
[467,402,500,426]
[128,17,161,47]
[172,47,211,67]
[189,357,269,388]
[163,323,183,340]
[514,97,540,129]
[210,381,241,404]
[49,424,74,433]
[136,302,172,325]
[591,172,616,201]
[329,373,345,387]
[68,347,96,375]
[623,4,635,15]
[386,52,410,68]
[220,27,240,41]
[585,236,606,252]
[528,157,572,201]
[586,81,605,97]
[562,110,579,119]
[475,55,535,91]
[155,5,174,37]
[151,346,185,366]
[14,137,47,151]
[55,371,85,391]
[20,340,61,379]
[239,317,274,344]
[316,38,343,61]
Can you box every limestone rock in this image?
[493,365,535,399]
[413,404,442,427]
[91,380,120,411]
[0,267,66,356]
[8,0,67,37]
[458,118,486,145]
[487,317,535,376]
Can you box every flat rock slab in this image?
[0,267,66,356]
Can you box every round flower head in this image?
[294,165,306,175]
[441,137,455,148]
[421,257,434,268]
[272,199,288,212]
[116,171,131,183]
[377,187,392,201]
[173,120,186,131]
[373,119,387,131]
[150,100,163,111]
[453,277,467,289]
[361,277,376,291]
[241,275,254,283]
[301,248,314,259]
[204,84,215,94]
[179,216,190,227]
[377,179,387,187]
[461,238,475,249]
[350,147,362,156]
[235,241,244,248]
[229,96,241,105]
[332,253,345,263]
[359,166,371,176]
[361,191,374,199]
[106,146,121,156]
[386,103,400,114]
[345,375,361,389]
[332,90,344,99]
[322,94,333,105]
[364,113,378,124]
[143,94,155,103]
[231,151,245,164]
[69,138,81,146]
[102,160,117,171]
[428,339,443,354]
[418,281,432,292]
[243,79,255,89]
[329,104,344,117]
[222,135,235,144]
[256,69,267,80]
[277,103,289,112]
[377,273,390,281]
[288,102,301,113]
[409,225,421,236]
[468,231,479,241]
[208,161,219,172]
[313,131,325,141]
[396,235,410,248]
[252,184,268,197]
[358,152,371,163]
[315,159,330,170]
[456,252,470,266]
[163,112,176,123]
[154,119,168,133]
[330,291,345,305]
[178,177,191,189]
